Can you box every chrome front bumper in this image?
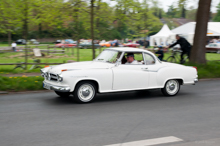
[43,81,70,92]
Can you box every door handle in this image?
[141,67,148,70]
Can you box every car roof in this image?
[106,47,155,55]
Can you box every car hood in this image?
[48,61,114,74]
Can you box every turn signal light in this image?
[61,69,68,72]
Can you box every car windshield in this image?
[95,50,122,64]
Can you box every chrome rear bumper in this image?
[194,78,198,83]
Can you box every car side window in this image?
[143,53,155,65]
[121,52,144,65]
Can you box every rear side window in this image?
[143,53,155,65]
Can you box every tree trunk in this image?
[190,0,211,64]
[39,23,42,39]
[24,0,28,70]
[8,28,11,47]
[96,0,101,39]
[91,0,95,59]
[181,6,186,18]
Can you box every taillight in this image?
[193,66,197,72]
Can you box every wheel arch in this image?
[74,79,99,93]
[163,78,184,87]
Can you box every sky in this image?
[65,0,220,13]
[159,0,219,13]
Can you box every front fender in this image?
[62,68,113,93]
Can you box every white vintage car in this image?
[41,47,198,103]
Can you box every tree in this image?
[166,4,178,18]
[186,6,197,20]
[0,0,21,46]
[190,0,212,64]
[213,2,220,22]
[178,0,187,18]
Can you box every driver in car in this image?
[125,53,139,64]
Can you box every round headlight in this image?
[40,70,45,77]
[57,74,63,82]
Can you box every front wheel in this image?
[73,81,97,103]
[55,91,71,98]
[161,79,180,96]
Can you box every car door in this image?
[112,52,149,90]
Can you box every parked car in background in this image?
[65,39,77,44]
[16,39,26,45]
[41,47,198,103]
[30,39,39,45]
[99,42,111,47]
[206,43,220,53]
[79,42,101,49]
[53,40,62,44]
[55,42,77,48]
[123,43,140,48]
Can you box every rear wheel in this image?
[161,79,180,96]
[54,91,71,98]
[73,81,97,103]
[166,56,176,63]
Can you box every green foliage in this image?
[185,61,220,79]
[0,0,163,40]
[186,6,197,21]
[166,4,179,18]
[0,75,44,91]
[213,3,220,22]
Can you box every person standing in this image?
[11,42,17,52]
[155,46,164,61]
[167,34,191,64]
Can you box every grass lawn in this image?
[0,47,105,73]
[0,46,219,74]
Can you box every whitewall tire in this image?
[161,79,180,96]
[73,81,97,103]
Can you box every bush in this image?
[185,61,220,79]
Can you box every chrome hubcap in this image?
[169,83,175,90]
[82,88,90,97]
[166,80,179,95]
[78,84,94,102]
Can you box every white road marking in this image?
[104,136,183,146]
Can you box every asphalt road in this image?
[1,80,220,146]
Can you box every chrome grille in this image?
[50,73,58,81]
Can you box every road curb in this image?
[0,90,53,95]
[199,78,220,81]
[0,91,8,94]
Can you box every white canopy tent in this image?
[172,22,220,36]
[150,24,176,46]
[171,22,220,44]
